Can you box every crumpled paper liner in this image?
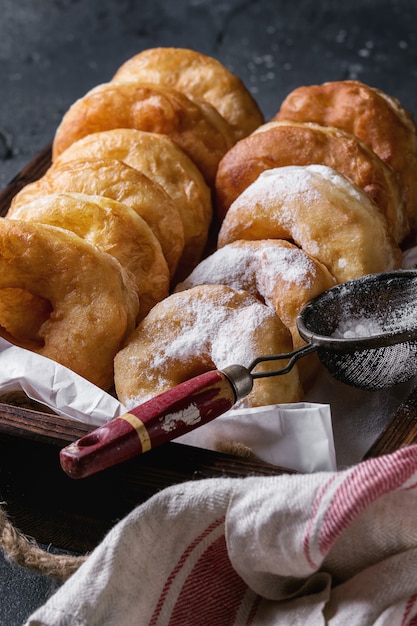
[0,337,336,473]
[175,402,336,472]
[0,337,125,426]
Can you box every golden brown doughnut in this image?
[51,81,235,186]
[275,80,417,237]
[217,165,402,283]
[53,129,213,280]
[0,289,53,348]
[8,158,185,278]
[9,192,170,320]
[215,120,406,243]
[0,218,139,390]
[112,47,264,141]
[114,284,303,410]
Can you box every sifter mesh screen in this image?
[317,342,417,390]
[249,270,417,391]
[296,270,417,391]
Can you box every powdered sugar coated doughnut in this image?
[275,80,417,237]
[114,284,302,410]
[215,120,405,243]
[218,165,402,283]
[176,239,336,350]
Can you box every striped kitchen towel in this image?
[26,444,417,625]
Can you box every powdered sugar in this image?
[241,166,322,233]
[259,243,317,289]
[220,163,400,284]
[177,241,321,298]
[248,164,367,209]
[256,165,323,199]
[332,318,384,339]
[329,279,417,339]
[139,287,280,386]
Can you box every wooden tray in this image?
[1,146,417,553]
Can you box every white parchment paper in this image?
[0,337,125,426]
[0,336,336,473]
[175,402,336,472]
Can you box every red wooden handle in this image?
[59,369,237,479]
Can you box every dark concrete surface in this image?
[2,0,417,190]
[1,0,417,623]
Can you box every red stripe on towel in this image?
[303,446,417,569]
[149,516,225,625]
[319,447,417,556]
[149,515,260,625]
[169,535,251,625]
[402,592,417,625]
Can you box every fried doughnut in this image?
[114,284,302,410]
[51,81,235,186]
[176,239,336,350]
[53,129,212,280]
[218,165,402,283]
[275,80,417,236]
[176,240,337,387]
[215,120,405,243]
[0,218,139,390]
[9,192,170,320]
[112,47,264,141]
[8,158,185,278]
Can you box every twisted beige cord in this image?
[0,503,87,580]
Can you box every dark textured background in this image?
[1,0,417,622]
[2,0,417,190]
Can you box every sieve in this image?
[60,269,417,479]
